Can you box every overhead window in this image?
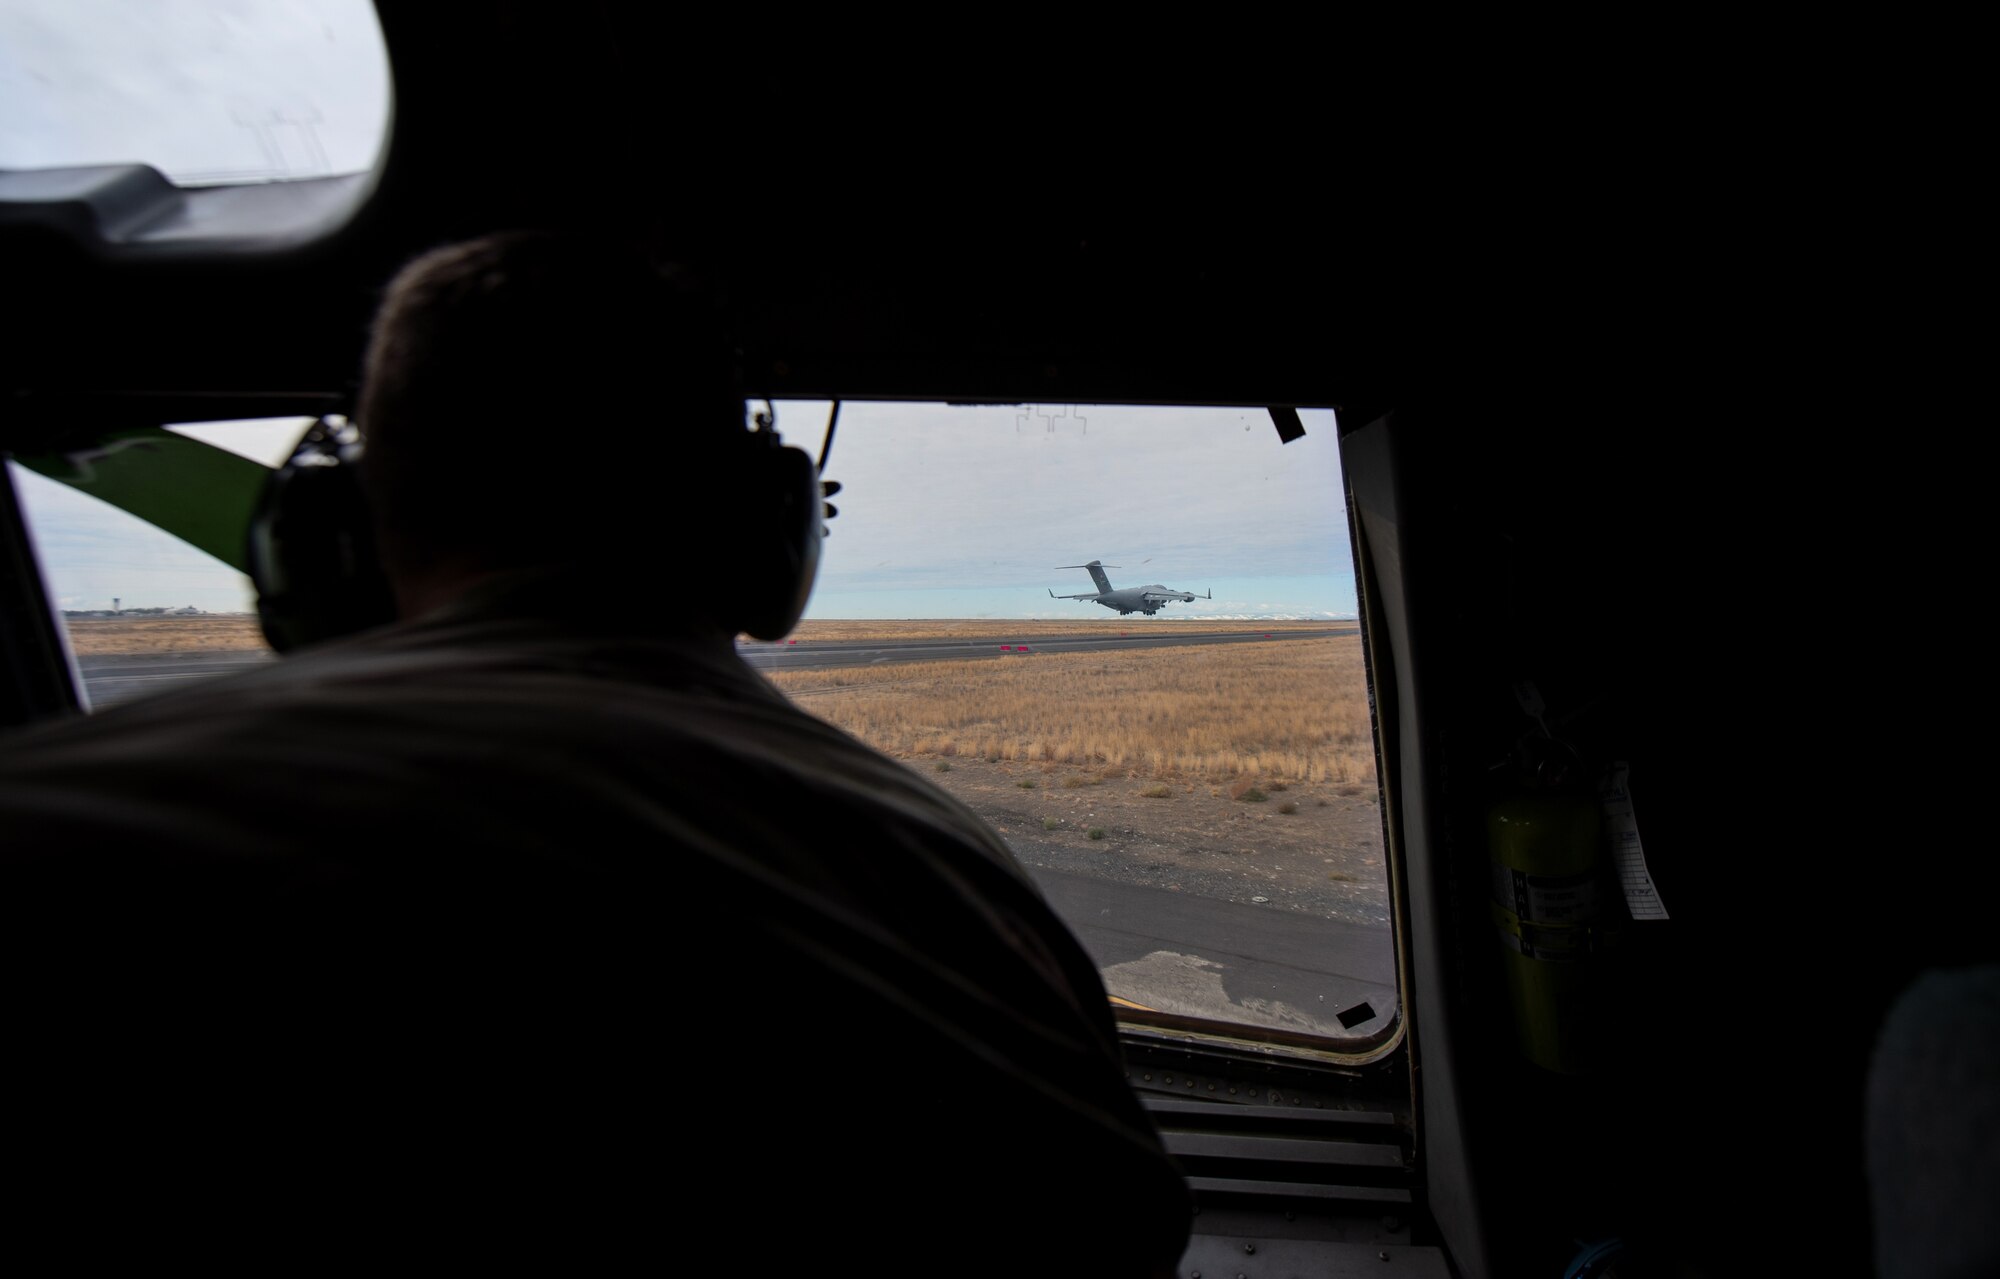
[0,1,390,186]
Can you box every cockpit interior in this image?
[2,7,1981,1276]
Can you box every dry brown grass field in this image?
[772,634,1387,924]
[67,615,1373,788]
[768,636,1375,786]
[63,614,267,656]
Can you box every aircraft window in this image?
[756,401,1395,1053]
[6,418,302,709]
[0,1,389,186]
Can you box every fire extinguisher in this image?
[1487,734,1610,1074]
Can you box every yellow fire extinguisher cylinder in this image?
[1488,792,1604,1073]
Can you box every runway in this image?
[1028,863,1396,1041]
[737,626,1355,671]
[77,652,278,708]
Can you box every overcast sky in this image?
[799,403,1352,619]
[3,6,1355,621]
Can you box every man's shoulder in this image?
[1,610,1013,865]
[17,606,779,737]
[2,617,1192,1269]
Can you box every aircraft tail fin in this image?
[1055,560,1116,594]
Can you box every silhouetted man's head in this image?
[358,232,746,606]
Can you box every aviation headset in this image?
[247,405,826,653]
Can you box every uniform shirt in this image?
[0,573,1192,1273]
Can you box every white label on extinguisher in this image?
[1599,761,1669,919]
[1491,865,1599,925]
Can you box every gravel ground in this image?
[908,755,1392,927]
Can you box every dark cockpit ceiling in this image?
[3,7,1412,431]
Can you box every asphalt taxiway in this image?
[737,626,1354,671]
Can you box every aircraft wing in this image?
[1141,589,1210,602]
[1049,590,1101,600]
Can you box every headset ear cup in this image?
[246,419,397,653]
[734,444,821,641]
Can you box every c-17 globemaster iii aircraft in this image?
[1048,561,1211,615]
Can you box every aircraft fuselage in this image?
[1049,561,1207,615]
[1093,586,1194,615]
